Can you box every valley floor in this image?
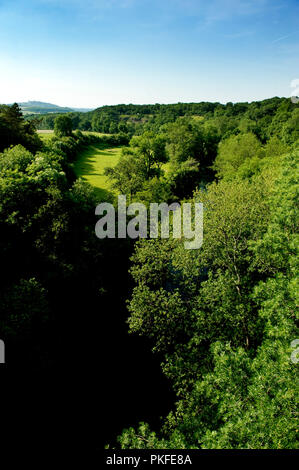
[73,143,122,198]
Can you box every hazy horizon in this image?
[5,94,292,110]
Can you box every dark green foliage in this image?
[104,132,167,200]
[117,148,299,449]
[54,115,73,137]
[0,103,42,152]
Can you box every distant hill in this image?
[12,101,93,115]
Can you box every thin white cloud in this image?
[272,31,299,43]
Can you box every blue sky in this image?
[0,0,298,107]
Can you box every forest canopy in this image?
[0,98,298,450]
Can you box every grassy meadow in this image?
[37,129,54,141]
[73,143,122,198]
[37,131,123,197]
[37,130,109,141]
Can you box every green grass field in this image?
[37,130,122,197]
[37,130,54,141]
[82,131,109,137]
[73,143,122,199]
[37,130,109,141]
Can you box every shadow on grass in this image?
[74,145,117,176]
[74,143,122,202]
[93,186,115,203]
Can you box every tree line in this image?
[28,97,298,142]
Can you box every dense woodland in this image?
[31,97,298,141]
[0,98,298,449]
